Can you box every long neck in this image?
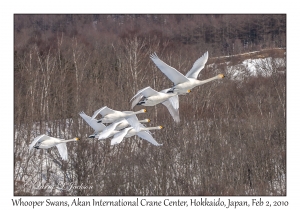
[134,110,144,115]
[196,75,219,85]
[141,126,160,131]
[61,139,77,143]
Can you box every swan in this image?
[150,51,225,94]
[130,86,187,123]
[110,125,163,146]
[130,86,190,109]
[91,106,147,132]
[79,111,106,138]
[97,118,150,140]
[29,134,79,160]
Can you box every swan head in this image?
[142,109,147,113]
[146,119,151,122]
[187,89,191,93]
[74,137,80,141]
[159,126,164,129]
[218,74,225,79]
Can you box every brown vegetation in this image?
[14,14,286,196]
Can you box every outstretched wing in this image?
[168,95,179,110]
[150,53,189,85]
[29,134,49,151]
[79,111,106,132]
[91,106,115,120]
[131,94,144,109]
[137,131,163,146]
[56,143,68,160]
[162,99,180,123]
[125,114,142,132]
[110,127,131,145]
[98,118,125,140]
[185,51,209,79]
[130,86,160,102]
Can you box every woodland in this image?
[14,14,286,195]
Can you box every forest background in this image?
[13,14,286,196]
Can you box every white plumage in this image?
[29,134,79,160]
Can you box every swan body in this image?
[110,126,163,146]
[130,86,189,109]
[131,86,185,123]
[29,134,79,160]
[91,106,147,131]
[79,111,106,138]
[97,118,150,140]
[150,52,225,94]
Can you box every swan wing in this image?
[150,53,189,85]
[29,134,49,151]
[110,127,131,145]
[125,115,142,132]
[130,86,160,101]
[131,94,144,109]
[98,119,124,140]
[79,111,106,132]
[162,100,180,123]
[56,143,68,160]
[168,95,179,110]
[185,51,209,79]
[137,131,163,146]
[91,106,115,120]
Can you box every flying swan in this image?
[29,134,80,160]
[150,51,225,94]
[110,125,164,146]
[130,86,189,123]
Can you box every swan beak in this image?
[143,109,147,113]
[159,126,164,129]
[219,74,225,79]
[75,137,80,141]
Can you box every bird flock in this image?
[29,51,225,160]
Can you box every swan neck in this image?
[198,75,219,84]
[62,139,77,143]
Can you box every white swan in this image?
[150,51,225,94]
[110,125,163,146]
[91,106,147,132]
[29,134,79,160]
[97,118,150,140]
[79,111,106,138]
[130,86,187,123]
[130,86,190,109]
